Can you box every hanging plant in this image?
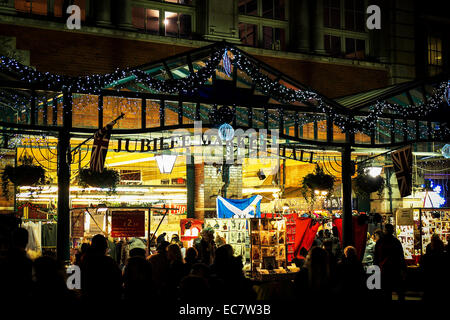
[77,168,120,193]
[300,165,335,202]
[353,171,385,199]
[1,155,46,199]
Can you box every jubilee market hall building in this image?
[0,0,449,264]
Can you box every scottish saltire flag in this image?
[222,49,232,77]
[216,195,262,218]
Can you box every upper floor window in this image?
[15,0,86,20]
[345,38,365,59]
[324,0,341,28]
[239,23,258,47]
[132,6,192,38]
[262,0,285,20]
[165,0,193,4]
[324,34,341,56]
[239,0,286,20]
[263,26,286,50]
[344,0,365,31]
[239,0,258,16]
[428,36,443,76]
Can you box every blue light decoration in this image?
[442,144,450,159]
[218,123,235,141]
[445,80,450,106]
[422,180,446,208]
[222,49,232,77]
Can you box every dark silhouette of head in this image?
[167,243,183,263]
[322,239,333,252]
[384,223,395,235]
[332,226,340,238]
[343,246,358,262]
[185,247,198,263]
[12,228,28,250]
[324,229,331,238]
[318,230,324,239]
[191,263,211,278]
[373,229,383,241]
[156,240,170,254]
[90,234,108,255]
[33,256,68,294]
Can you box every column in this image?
[341,144,354,248]
[292,0,310,52]
[116,0,133,29]
[311,0,325,54]
[94,0,111,26]
[186,156,195,219]
[56,90,72,263]
[0,0,16,14]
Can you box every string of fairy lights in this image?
[1,44,449,136]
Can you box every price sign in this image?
[111,210,145,237]
[71,209,85,238]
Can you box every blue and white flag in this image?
[216,195,262,219]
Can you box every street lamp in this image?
[155,153,177,174]
[365,166,382,177]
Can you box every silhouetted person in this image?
[363,229,382,267]
[322,239,338,286]
[0,228,33,304]
[80,234,122,304]
[179,275,210,302]
[421,234,449,302]
[32,256,78,307]
[374,224,406,301]
[331,226,342,260]
[167,243,188,291]
[184,246,199,273]
[210,244,255,302]
[75,243,90,267]
[195,228,216,265]
[148,240,170,297]
[123,254,153,304]
[336,246,367,301]
[312,230,325,248]
[294,247,332,302]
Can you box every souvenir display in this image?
[249,218,287,274]
[204,218,250,265]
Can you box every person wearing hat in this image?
[123,238,153,303]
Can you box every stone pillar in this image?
[94,0,112,26]
[116,0,133,30]
[292,0,310,52]
[311,0,325,54]
[341,144,354,248]
[203,0,240,43]
[0,0,16,14]
[194,162,243,220]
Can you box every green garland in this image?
[301,165,335,202]
[78,168,120,193]
[353,172,385,199]
[2,164,46,199]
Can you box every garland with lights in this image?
[1,45,449,136]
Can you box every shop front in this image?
[1,42,449,270]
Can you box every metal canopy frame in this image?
[1,42,449,149]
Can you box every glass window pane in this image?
[182,102,196,124]
[146,99,161,128]
[165,101,179,126]
[239,23,258,47]
[262,0,273,19]
[179,14,192,38]
[165,11,178,37]
[263,26,273,49]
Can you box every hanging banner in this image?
[71,209,85,238]
[216,195,262,218]
[391,146,413,197]
[111,210,145,238]
[396,208,414,225]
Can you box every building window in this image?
[345,38,365,59]
[344,0,365,31]
[165,0,193,4]
[263,26,286,50]
[239,23,258,47]
[239,0,258,16]
[132,7,192,38]
[428,36,443,76]
[262,0,285,20]
[165,11,192,38]
[15,0,47,15]
[324,34,341,56]
[132,8,160,35]
[324,0,341,28]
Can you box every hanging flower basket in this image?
[77,168,120,193]
[353,172,385,199]
[2,164,46,199]
[300,165,335,202]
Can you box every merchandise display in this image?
[249,218,287,275]
[204,218,250,264]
